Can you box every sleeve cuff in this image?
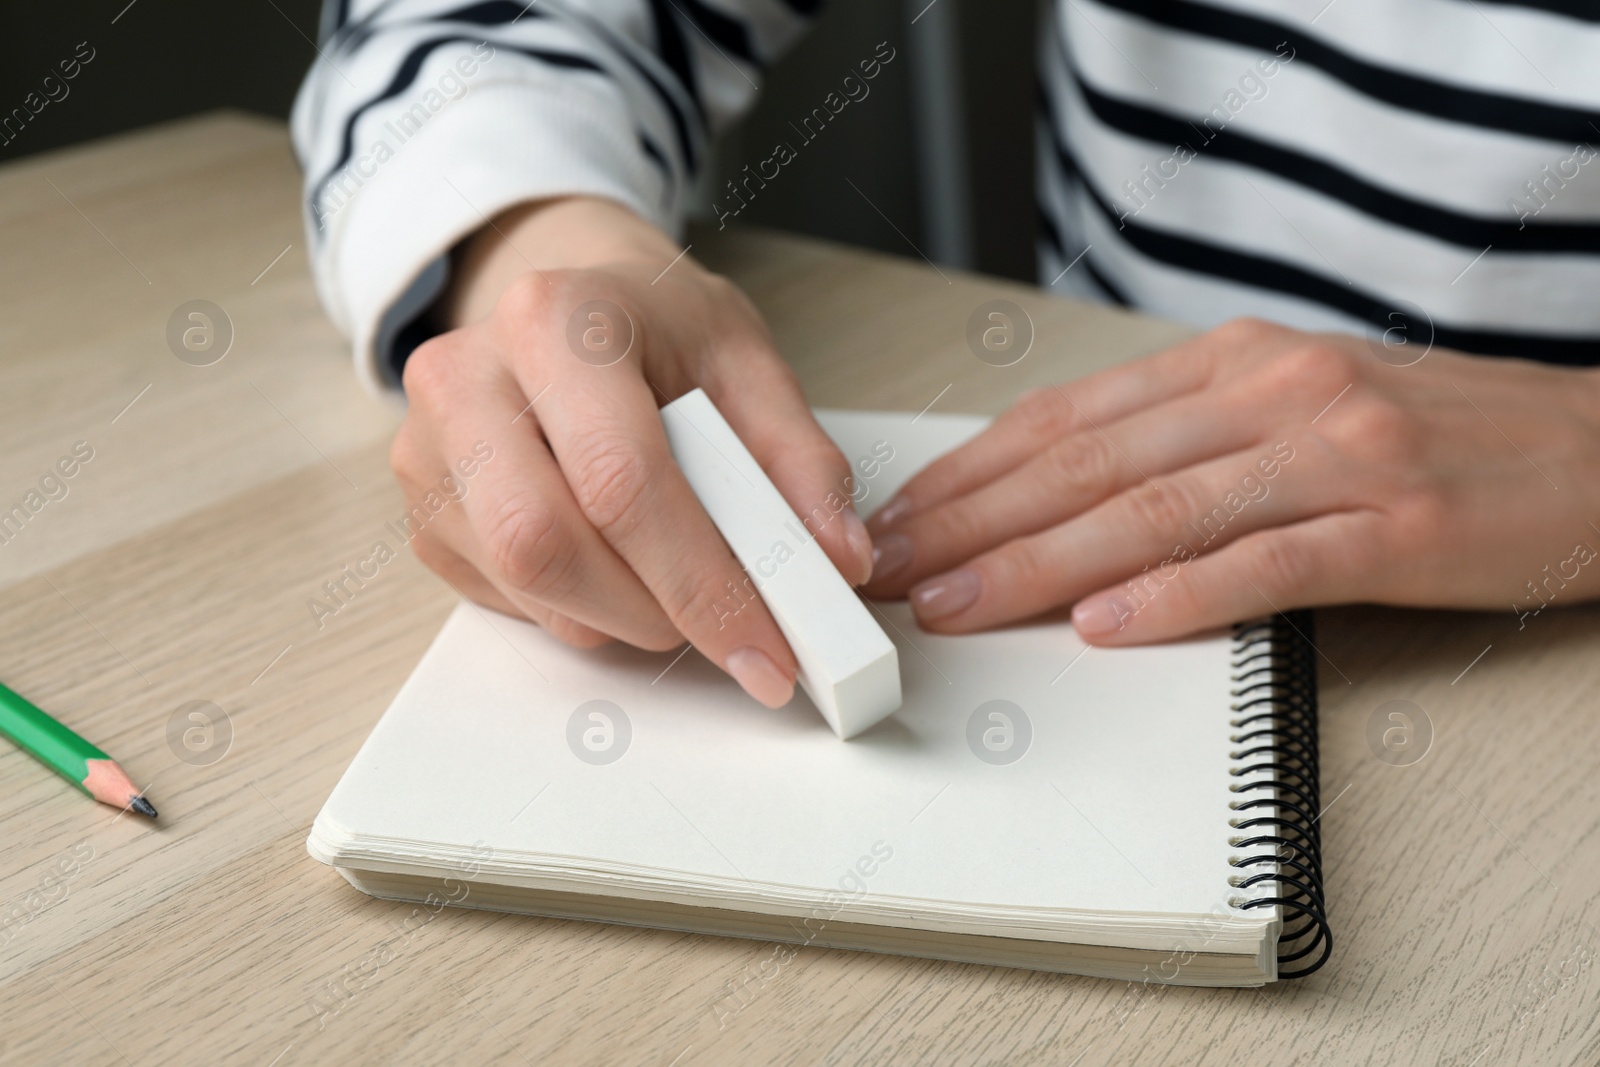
[311,75,675,394]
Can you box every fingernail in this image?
[1072,596,1132,637]
[910,569,981,621]
[726,646,794,709]
[871,533,914,583]
[842,508,875,585]
[874,494,914,529]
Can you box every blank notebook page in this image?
[312,411,1253,949]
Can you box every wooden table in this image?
[2,112,1597,1067]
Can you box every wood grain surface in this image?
[1,112,1597,1067]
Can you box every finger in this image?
[516,307,801,708]
[399,332,681,651]
[439,423,683,650]
[907,443,1313,633]
[868,317,1299,532]
[1069,512,1383,645]
[707,355,872,585]
[863,378,1276,596]
[411,529,613,648]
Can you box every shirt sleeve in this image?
[291,0,821,392]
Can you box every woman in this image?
[293,0,1600,708]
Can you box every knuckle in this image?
[495,270,566,327]
[501,268,634,338]
[699,270,743,310]
[793,439,850,488]
[1121,480,1198,537]
[1279,342,1358,395]
[917,500,985,553]
[992,535,1051,592]
[1390,484,1451,544]
[798,449,858,515]
[1239,533,1314,597]
[400,335,457,400]
[571,438,656,535]
[484,497,572,597]
[1011,386,1057,421]
[700,272,769,342]
[1216,316,1279,344]
[1041,432,1120,499]
[1010,387,1075,437]
[709,271,748,302]
[1335,397,1418,460]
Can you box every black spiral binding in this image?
[1225,612,1330,980]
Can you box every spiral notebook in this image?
[308,411,1329,986]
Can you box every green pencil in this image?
[0,680,156,818]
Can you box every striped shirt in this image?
[291,0,1600,392]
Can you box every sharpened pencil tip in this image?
[130,795,157,819]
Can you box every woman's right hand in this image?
[390,196,874,708]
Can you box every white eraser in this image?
[660,388,902,739]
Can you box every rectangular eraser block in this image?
[660,389,902,739]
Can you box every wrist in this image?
[440,195,691,328]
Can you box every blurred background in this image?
[0,0,1037,280]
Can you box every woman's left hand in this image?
[860,317,1600,645]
